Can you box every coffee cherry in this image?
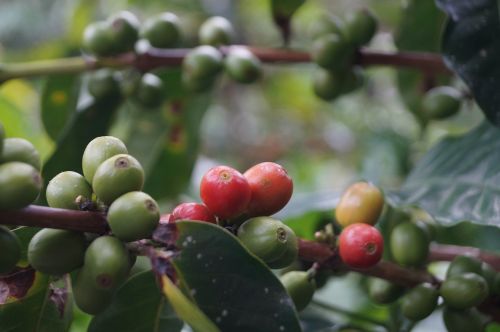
[82,21,117,56]
[280,271,316,311]
[311,33,354,71]
[441,272,489,310]
[28,229,86,275]
[312,68,343,101]
[132,73,165,108]
[401,283,439,321]
[442,307,485,332]
[0,162,42,210]
[480,262,496,294]
[243,162,293,217]
[107,191,160,242]
[172,202,216,223]
[341,68,364,94]
[390,222,429,267]
[88,69,121,100]
[200,165,251,220]
[46,171,92,210]
[446,255,482,278]
[367,277,405,304]
[309,14,344,40]
[343,9,378,46]
[238,217,297,268]
[140,12,181,48]
[224,48,262,84]
[338,223,383,268]
[0,138,41,170]
[0,226,21,274]
[335,181,384,228]
[73,266,114,315]
[182,71,217,93]
[92,154,144,205]
[422,86,462,120]
[182,46,223,92]
[107,11,140,53]
[82,136,128,184]
[84,236,130,290]
[198,16,234,46]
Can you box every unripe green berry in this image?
[311,33,354,71]
[73,266,114,315]
[46,171,92,210]
[224,48,262,84]
[140,12,181,48]
[367,277,405,304]
[480,262,496,295]
[280,271,316,311]
[422,86,462,120]
[442,307,485,332]
[341,68,364,94]
[107,191,160,242]
[88,69,121,100]
[0,162,41,210]
[198,16,234,46]
[0,138,41,170]
[343,9,378,46]
[82,21,117,57]
[132,73,165,108]
[107,11,140,53]
[82,136,128,184]
[441,272,489,310]
[401,283,439,321]
[182,71,216,93]
[446,255,482,278]
[92,154,144,205]
[28,229,86,275]
[309,14,344,40]
[312,68,343,101]
[183,45,223,78]
[0,226,21,274]
[390,222,429,267]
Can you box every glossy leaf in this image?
[41,74,80,141]
[89,271,183,332]
[438,0,500,125]
[389,121,500,227]
[171,221,302,332]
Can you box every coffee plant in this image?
[1,1,500,331]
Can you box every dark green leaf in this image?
[388,121,500,227]
[13,226,40,261]
[89,271,183,332]
[172,221,302,332]
[438,0,500,125]
[41,75,80,141]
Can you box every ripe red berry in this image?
[172,202,216,223]
[200,165,251,220]
[338,223,383,268]
[244,162,293,216]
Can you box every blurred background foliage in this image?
[0,0,491,331]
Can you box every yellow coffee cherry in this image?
[335,181,384,227]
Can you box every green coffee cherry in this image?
[401,283,439,321]
[440,272,489,310]
[422,86,462,120]
[0,138,41,170]
[182,71,216,93]
[446,255,482,278]
[311,33,354,71]
[85,236,130,290]
[0,122,4,156]
[442,307,485,332]
[107,191,160,242]
[390,222,429,267]
[343,9,377,46]
[0,162,42,210]
[46,171,92,210]
[88,69,121,100]
[107,11,140,53]
[140,12,181,48]
[367,277,405,304]
[92,154,144,205]
[480,262,496,294]
[341,68,364,94]
[280,271,316,311]
[73,266,114,315]
[312,68,343,101]
[82,21,117,56]
[28,229,86,275]
[198,16,234,46]
[132,73,165,108]
[309,14,344,40]
[224,48,262,84]
[82,136,128,184]
[238,217,298,269]
[183,45,223,79]
[0,226,21,274]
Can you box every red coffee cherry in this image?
[172,202,216,224]
[244,162,293,216]
[200,165,251,220]
[338,223,383,268]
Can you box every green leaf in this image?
[437,0,500,125]
[388,121,500,227]
[395,0,446,121]
[171,221,302,332]
[89,271,183,332]
[13,226,40,262]
[41,75,80,141]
